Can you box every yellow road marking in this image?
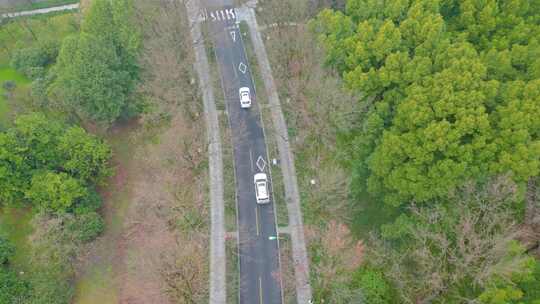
[259,276,263,304]
[255,207,260,236]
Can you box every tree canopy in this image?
[0,113,111,211]
[312,0,540,205]
[52,0,140,125]
[369,178,539,303]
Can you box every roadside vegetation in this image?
[259,0,540,303]
[0,0,143,303]
[0,114,111,303]
[3,0,208,303]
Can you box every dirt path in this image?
[73,121,141,304]
[74,121,174,304]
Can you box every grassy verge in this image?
[2,0,78,12]
[226,239,240,304]
[279,234,297,304]
[201,21,238,233]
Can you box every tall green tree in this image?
[54,33,129,124]
[52,0,140,125]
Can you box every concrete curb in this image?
[186,1,226,303]
[1,3,79,18]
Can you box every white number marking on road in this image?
[230,30,236,42]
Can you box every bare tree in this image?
[368,176,533,303]
[306,221,364,302]
[135,0,198,125]
[162,235,209,304]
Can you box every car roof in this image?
[257,181,268,198]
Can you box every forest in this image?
[309,0,540,302]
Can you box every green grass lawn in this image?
[0,67,30,126]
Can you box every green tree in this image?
[58,126,112,184]
[26,171,87,213]
[53,33,129,124]
[52,0,140,125]
[11,113,64,170]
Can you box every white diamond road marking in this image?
[238,62,247,74]
[256,156,266,172]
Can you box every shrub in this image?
[11,47,48,72]
[73,188,103,215]
[352,269,393,304]
[10,41,60,79]
[2,81,16,92]
[0,267,30,304]
[24,66,46,80]
[68,212,104,242]
[31,75,52,107]
[0,237,15,265]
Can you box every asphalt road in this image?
[204,2,283,304]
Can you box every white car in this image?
[239,87,251,108]
[254,173,270,204]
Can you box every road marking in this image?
[249,149,254,172]
[238,62,247,74]
[255,207,260,236]
[259,277,263,304]
[230,30,236,42]
[256,156,266,172]
[207,8,236,22]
